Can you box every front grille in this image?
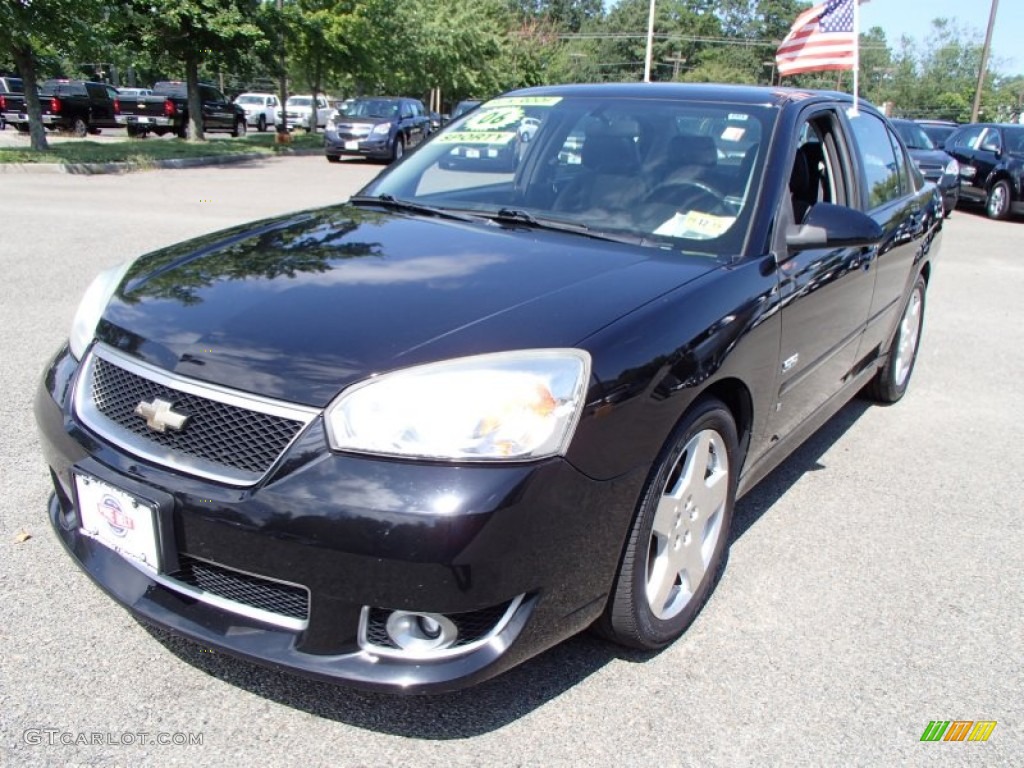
[169,554,309,624]
[365,601,515,650]
[87,355,306,477]
[917,162,944,180]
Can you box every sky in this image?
[858,0,1023,76]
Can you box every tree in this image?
[116,0,265,141]
[0,0,104,150]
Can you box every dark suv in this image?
[324,97,431,163]
[944,123,1024,220]
[890,118,959,216]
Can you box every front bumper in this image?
[324,131,391,159]
[35,345,641,693]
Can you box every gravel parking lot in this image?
[1,157,1021,766]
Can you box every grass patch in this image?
[0,131,325,166]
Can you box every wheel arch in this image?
[692,377,754,468]
[987,169,1017,195]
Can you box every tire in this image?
[232,118,246,138]
[176,122,189,140]
[326,154,341,163]
[867,275,926,403]
[126,125,141,138]
[257,115,266,132]
[71,117,88,137]
[15,124,28,133]
[391,136,404,163]
[597,398,738,650]
[986,180,1011,220]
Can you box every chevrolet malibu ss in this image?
[35,84,943,693]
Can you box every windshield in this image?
[894,121,935,150]
[287,97,312,107]
[362,93,774,258]
[342,99,400,119]
[452,100,482,119]
[1003,126,1024,155]
[918,123,956,146]
[236,95,265,105]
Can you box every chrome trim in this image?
[357,594,526,661]
[73,343,320,487]
[154,560,309,632]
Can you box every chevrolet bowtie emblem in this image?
[134,397,189,433]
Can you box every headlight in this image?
[324,350,591,461]
[370,123,391,136]
[945,158,960,176]
[69,261,133,360]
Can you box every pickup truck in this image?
[4,79,120,136]
[117,82,246,138]
[233,92,279,132]
[278,94,332,132]
[0,76,23,130]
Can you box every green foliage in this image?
[5,0,1022,148]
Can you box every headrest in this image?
[667,134,717,170]
[581,134,641,174]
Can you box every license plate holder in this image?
[74,473,161,573]
[344,140,360,150]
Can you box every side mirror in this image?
[786,203,883,252]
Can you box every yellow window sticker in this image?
[464,107,525,131]
[487,96,562,108]
[654,211,735,240]
[435,131,517,145]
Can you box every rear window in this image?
[154,83,187,98]
[1,78,22,93]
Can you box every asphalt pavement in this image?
[1,157,1021,766]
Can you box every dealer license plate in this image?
[75,474,160,572]
[465,148,481,159]
[344,140,360,150]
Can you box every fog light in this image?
[385,611,458,652]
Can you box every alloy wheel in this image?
[645,429,729,620]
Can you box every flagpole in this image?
[851,0,860,114]
[643,0,656,83]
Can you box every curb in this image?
[0,147,323,175]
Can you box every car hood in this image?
[98,206,718,406]
[907,148,953,167]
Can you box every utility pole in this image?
[971,0,999,123]
[665,55,686,81]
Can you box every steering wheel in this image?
[644,180,729,215]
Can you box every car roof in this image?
[504,82,860,109]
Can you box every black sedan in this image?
[35,84,942,694]
[890,118,960,216]
[324,97,431,163]
[943,122,1024,220]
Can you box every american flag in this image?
[776,0,856,77]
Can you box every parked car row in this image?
[0,77,341,139]
[906,117,1024,220]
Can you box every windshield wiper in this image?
[348,194,479,222]
[487,207,650,246]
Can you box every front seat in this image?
[552,133,647,217]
